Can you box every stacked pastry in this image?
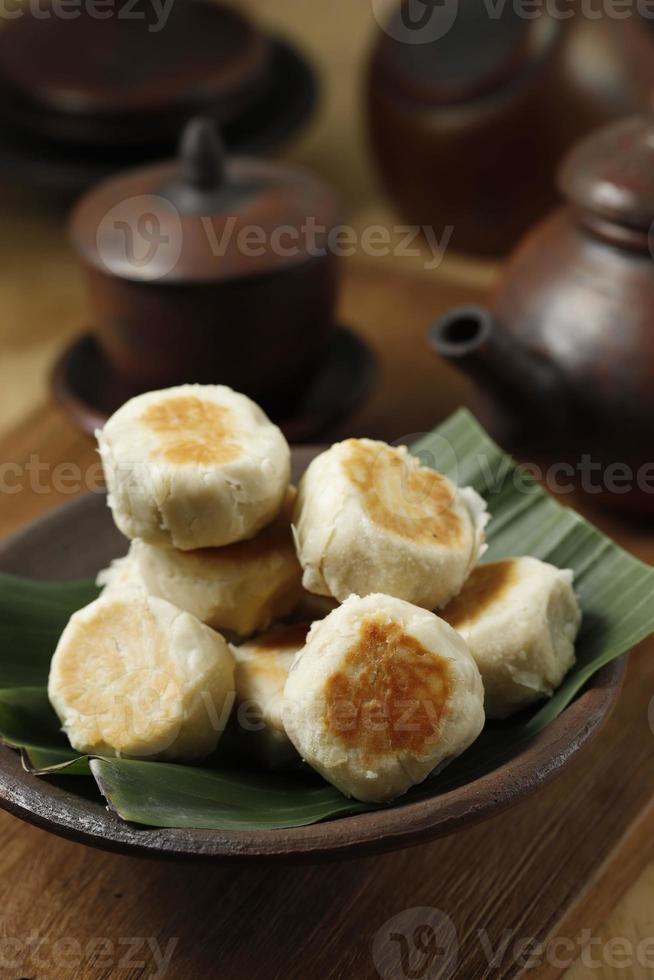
[49,385,300,762]
[48,385,582,805]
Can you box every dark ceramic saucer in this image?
[51,326,377,443]
[0,452,625,862]
[0,39,316,195]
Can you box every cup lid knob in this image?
[180,116,226,192]
[69,115,340,283]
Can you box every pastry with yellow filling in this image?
[292,439,488,610]
[230,623,310,768]
[441,557,581,719]
[97,384,290,551]
[48,592,235,760]
[97,491,302,637]
[282,593,485,803]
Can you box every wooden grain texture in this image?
[566,858,654,980]
[0,0,651,974]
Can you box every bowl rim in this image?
[0,478,626,863]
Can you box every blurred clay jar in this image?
[69,118,340,406]
[368,2,654,257]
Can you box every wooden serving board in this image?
[0,257,652,979]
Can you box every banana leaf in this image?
[0,409,652,830]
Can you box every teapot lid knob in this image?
[559,114,654,234]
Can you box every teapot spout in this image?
[429,305,560,422]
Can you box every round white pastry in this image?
[293,439,488,610]
[282,593,485,803]
[441,557,581,719]
[97,384,291,550]
[231,623,310,769]
[48,592,235,760]
[100,491,301,637]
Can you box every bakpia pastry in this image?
[441,557,581,719]
[293,439,488,609]
[98,491,302,637]
[282,594,485,803]
[97,384,290,550]
[48,592,235,760]
[231,623,310,769]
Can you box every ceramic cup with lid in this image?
[69,117,340,407]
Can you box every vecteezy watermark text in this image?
[0,0,175,31]
[200,216,453,271]
[0,932,178,978]
[372,907,654,979]
[1,448,654,499]
[372,0,654,45]
[0,455,104,496]
[95,195,455,278]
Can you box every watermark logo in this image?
[0,932,178,977]
[1,449,653,501]
[372,914,654,976]
[0,0,176,32]
[94,197,452,274]
[372,0,654,45]
[396,432,460,488]
[373,0,460,43]
[96,194,182,280]
[364,435,461,532]
[372,907,458,980]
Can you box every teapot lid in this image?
[372,3,557,105]
[559,115,654,232]
[69,117,339,284]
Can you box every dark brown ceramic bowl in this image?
[0,449,625,862]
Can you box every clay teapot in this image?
[430,114,654,514]
[69,116,340,410]
[368,2,654,256]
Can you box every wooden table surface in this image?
[0,2,653,978]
